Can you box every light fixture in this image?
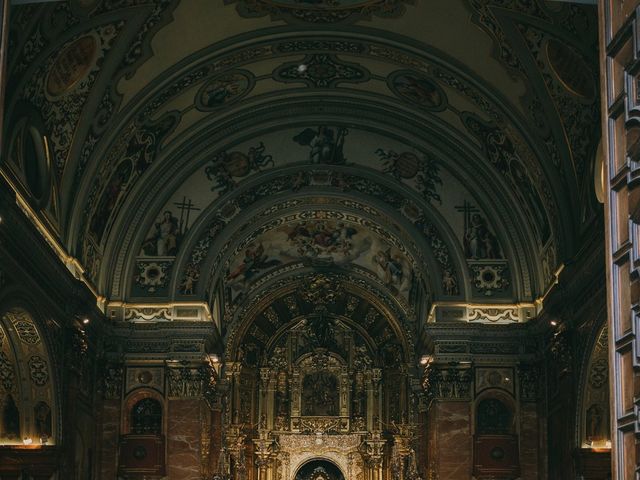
[22,437,33,445]
[297,64,308,73]
[419,355,432,366]
[550,320,558,327]
[82,318,90,325]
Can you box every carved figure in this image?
[442,269,457,295]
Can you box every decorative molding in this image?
[274,54,370,88]
[426,367,472,401]
[429,302,536,324]
[106,302,212,323]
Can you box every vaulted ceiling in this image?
[2,0,600,329]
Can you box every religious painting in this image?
[89,159,132,242]
[225,214,414,304]
[456,203,502,259]
[283,219,361,261]
[226,243,283,284]
[88,114,177,244]
[140,197,200,257]
[141,211,180,256]
[195,70,254,110]
[302,371,339,416]
[388,70,447,111]
[293,126,348,164]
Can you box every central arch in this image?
[295,459,345,480]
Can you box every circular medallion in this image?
[196,70,254,111]
[137,370,153,384]
[490,446,505,460]
[546,39,596,99]
[394,152,420,178]
[388,71,447,111]
[225,151,251,177]
[133,445,147,460]
[46,35,98,98]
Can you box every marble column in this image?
[167,399,203,480]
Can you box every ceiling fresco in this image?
[2,0,600,327]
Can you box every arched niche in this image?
[296,351,346,419]
[476,398,515,436]
[118,388,167,478]
[295,459,345,480]
[0,306,56,445]
[280,437,364,480]
[472,389,518,436]
[579,325,610,448]
[121,388,166,435]
[472,389,521,479]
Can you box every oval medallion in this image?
[46,35,98,98]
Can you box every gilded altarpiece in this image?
[217,275,422,480]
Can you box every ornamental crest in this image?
[226,0,413,24]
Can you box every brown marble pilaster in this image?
[209,409,223,473]
[519,402,539,480]
[98,400,121,480]
[432,401,472,480]
[167,399,203,480]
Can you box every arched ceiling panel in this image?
[2,0,600,325]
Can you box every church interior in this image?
[0,0,636,478]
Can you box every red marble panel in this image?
[99,400,121,480]
[167,399,203,480]
[519,403,539,480]
[434,402,472,480]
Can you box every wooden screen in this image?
[599,1,640,478]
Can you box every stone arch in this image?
[0,305,57,445]
[278,435,364,480]
[225,271,416,364]
[294,458,345,480]
[578,324,610,448]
